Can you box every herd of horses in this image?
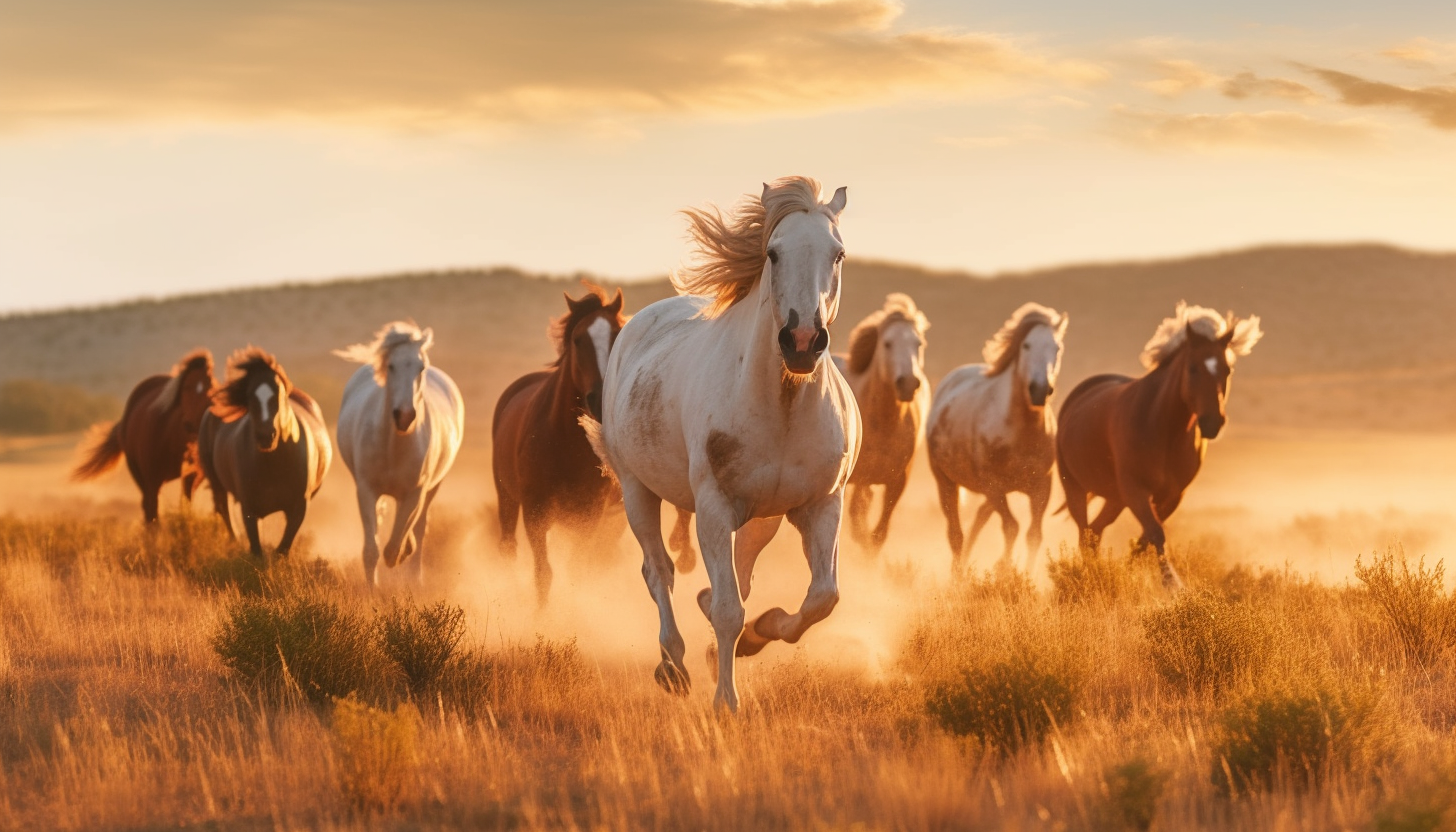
[70,175,1262,711]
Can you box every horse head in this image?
[382,328,433,434]
[1020,315,1068,409]
[561,287,625,420]
[856,294,928,402]
[214,348,294,452]
[171,351,216,435]
[1179,323,1237,439]
[765,182,847,376]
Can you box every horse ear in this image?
[564,291,584,313]
[606,288,624,315]
[420,327,435,351]
[761,182,772,203]
[1056,314,1070,339]
[1218,324,1237,348]
[827,186,848,218]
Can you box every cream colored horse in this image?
[586,176,860,712]
[832,294,930,553]
[927,303,1067,573]
[335,322,465,588]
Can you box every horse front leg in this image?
[242,510,265,558]
[1124,485,1181,590]
[846,484,872,547]
[522,503,554,608]
[693,491,747,712]
[1025,476,1052,574]
[621,473,688,694]
[870,472,907,552]
[276,498,309,557]
[748,491,842,649]
[932,463,964,570]
[356,487,383,587]
[698,515,783,663]
[405,486,440,586]
[381,489,425,570]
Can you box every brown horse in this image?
[493,285,628,605]
[1056,303,1262,588]
[198,348,332,557]
[72,350,216,522]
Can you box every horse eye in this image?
[1022,343,1030,351]
[834,251,845,264]
[767,248,779,264]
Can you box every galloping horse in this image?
[72,350,215,523]
[336,322,465,587]
[493,286,627,605]
[588,176,860,712]
[928,303,1068,573]
[198,348,332,557]
[832,293,930,553]
[1057,302,1261,588]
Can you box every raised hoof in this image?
[654,658,691,694]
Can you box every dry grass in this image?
[0,515,1452,830]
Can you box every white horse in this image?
[335,322,465,587]
[586,176,860,712]
[832,293,931,553]
[927,303,1068,574]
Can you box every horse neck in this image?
[858,350,912,425]
[1134,354,1196,442]
[545,352,586,428]
[721,275,816,404]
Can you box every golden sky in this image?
[1,0,1453,310]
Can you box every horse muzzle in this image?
[778,320,829,376]
[255,429,280,452]
[393,406,418,434]
[1028,381,1053,408]
[1198,413,1226,440]
[895,375,922,402]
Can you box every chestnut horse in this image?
[493,286,627,605]
[72,350,216,522]
[198,348,332,557]
[1056,303,1262,588]
[832,293,930,553]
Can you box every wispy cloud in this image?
[0,0,1105,131]
[1309,68,1456,130]
[1221,72,1320,104]
[1110,106,1377,151]
[1380,38,1456,68]
[1137,60,1222,98]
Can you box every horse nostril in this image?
[777,325,796,354]
[810,327,829,355]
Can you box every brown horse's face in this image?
[1180,327,1237,439]
[246,370,287,452]
[384,341,428,434]
[178,366,215,435]
[568,308,622,421]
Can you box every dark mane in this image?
[846,293,929,374]
[547,283,627,368]
[151,348,215,415]
[983,303,1065,377]
[211,347,291,421]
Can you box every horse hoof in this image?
[654,659,690,695]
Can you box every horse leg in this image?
[276,501,307,557]
[381,488,425,569]
[621,473,688,694]
[210,487,234,538]
[668,507,697,574]
[1025,476,1052,573]
[141,484,161,525]
[522,504,554,608]
[693,493,747,713]
[496,482,520,559]
[1059,460,1094,548]
[986,491,1019,564]
[870,472,907,552]
[1124,487,1181,590]
[846,484,872,548]
[242,511,264,558]
[932,463,964,570]
[1087,496,1126,551]
[963,500,996,571]
[356,488,383,587]
[746,491,842,653]
[698,515,783,664]
[407,486,440,586]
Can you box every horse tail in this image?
[72,421,124,481]
[577,414,618,488]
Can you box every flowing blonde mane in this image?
[334,321,433,384]
[150,348,214,415]
[673,176,840,317]
[1140,301,1264,369]
[983,303,1067,377]
[846,293,930,374]
[211,347,292,422]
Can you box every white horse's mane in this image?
[673,176,839,317]
[846,293,930,374]
[983,303,1066,377]
[334,321,433,384]
[1140,301,1263,369]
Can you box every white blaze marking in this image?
[196,382,205,393]
[588,317,612,374]
[1204,357,1218,375]
[255,384,275,420]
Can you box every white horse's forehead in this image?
[588,316,612,371]
[769,210,839,252]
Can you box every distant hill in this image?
[2,244,1452,444]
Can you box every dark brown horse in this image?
[72,350,216,522]
[198,348,332,557]
[493,286,627,605]
[1056,303,1262,588]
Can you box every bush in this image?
[1213,676,1395,794]
[213,589,397,706]
[0,378,118,435]
[1047,544,1145,604]
[925,653,1081,755]
[1142,591,1277,696]
[1098,758,1167,832]
[1355,548,1456,669]
[378,600,467,698]
[330,695,421,813]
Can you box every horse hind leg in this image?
[141,484,162,525]
[846,484,872,548]
[496,482,521,559]
[932,464,964,571]
[1127,492,1182,591]
[870,473,908,552]
[621,474,689,694]
[275,501,308,557]
[667,507,697,574]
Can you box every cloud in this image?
[1221,72,1320,104]
[1110,106,1377,151]
[1380,38,1456,68]
[1138,60,1222,98]
[1309,68,1456,130]
[0,0,1105,131]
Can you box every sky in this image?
[1,0,1454,312]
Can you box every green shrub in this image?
[0,378,118,435]
[378,600,467,698]
[925,653,1080,755]
[213,589,396,706]
[1213,676,1394,794]
[1355,548,1456,669]
[1142,591,1277,696]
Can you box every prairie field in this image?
[1,247,1454,830]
